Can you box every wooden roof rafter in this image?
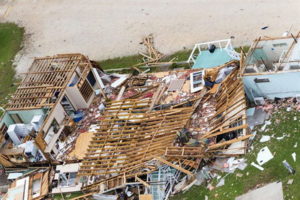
[78,98,196,178]
[201,67,249,151]
[6,54,93,111]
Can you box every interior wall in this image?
[66,86,89,109]
[257,38,293,62]
[42,104,66,133]
[0,113,14,128]
[0,109,46,128]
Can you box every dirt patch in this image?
[1,0,300,74]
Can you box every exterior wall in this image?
[66,84,95,109]
[65,70,96,109]
[87,92,95,105]
[66,86,89,109]
[243,71,300,102]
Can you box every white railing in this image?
[187,39,239,64]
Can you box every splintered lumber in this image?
[78,98,195,178]
[155,156,194,177]
[202,67,248,144]
[116,86,126,100]
[208,135,253,150]
[135,175,150,188]
[139,34,164,64]
[201,124,248,139]
[164,146,205,158]
[0,154,14,167]
[149,83,167,111]
[139,194,154,200]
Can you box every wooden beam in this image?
[135,175,150,188]
[155,156,194,177]
[208,135,253,150]
[201,124,248,139]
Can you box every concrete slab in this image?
[235,182,283,200]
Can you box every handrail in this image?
[187,39,234,64]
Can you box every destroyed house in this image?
[0,54,105,167]
[242,33,300,103]
[4,168,50,200]
[71,61,251,199]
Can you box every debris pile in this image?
[2,33,300,200]
[139,34,164,64]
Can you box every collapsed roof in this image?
[75,62,251,197]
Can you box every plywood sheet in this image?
[68,132,94,160]
[139,194,153,200]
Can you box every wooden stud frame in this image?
[79,98,195,177]
[201,66,249,150]
[6,54,93,111]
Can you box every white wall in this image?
[258,38,293,62]
[66,86,89,109]
[43,103,66,133]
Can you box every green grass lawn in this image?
[98,46,248,72]
[53,192,84,200]
[171,108,300,200]
[98,49,192,71]
[0,23,24,113]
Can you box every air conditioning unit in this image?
[254,97,265,106]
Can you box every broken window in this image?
[58,172,77,187]
[244,67,257,73]
[69,72,79,86]
[254,78,270,83]
[32,178,41,197]
[87,71,96,87]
